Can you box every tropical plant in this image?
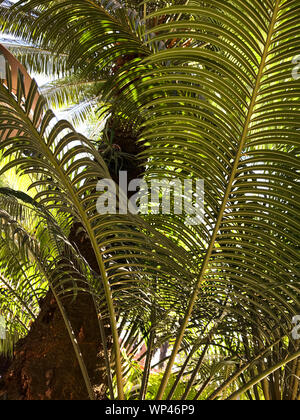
[0,0,299,400]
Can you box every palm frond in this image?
[5,44,68,76]
[7,0,150,76]
[111,0,300,399]
[0,63,196,398]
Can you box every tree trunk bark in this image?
[0,288,110,400]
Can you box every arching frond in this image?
[100,0,300,399]
[0,64,195,398]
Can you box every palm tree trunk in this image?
[0,288,110,400]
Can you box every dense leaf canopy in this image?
[0,0,299,400]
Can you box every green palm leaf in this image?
[0,62,196,398]
[132,0,300,398]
